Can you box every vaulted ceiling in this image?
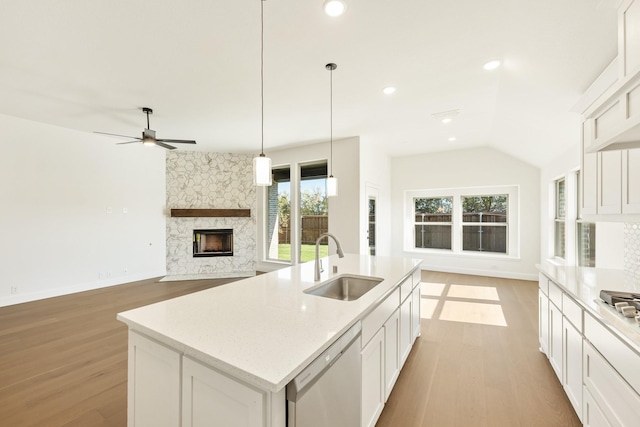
[0,0,618,166]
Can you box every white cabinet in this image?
[622,148,640,213]
[361,328,385,427]
[598,151,623,214]
[383,309,400,401]
[538,289,549,355]
[621,0,640,78]
[411,281,421,341]
[563,319,583,420]
[182,356,265,427]
[128,331,181,427]
[583,386,612,427]
[399,294,412,366]
[548,301,563,381]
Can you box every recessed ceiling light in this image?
[323,0,346,16]
[448,137,457,142]
[441,118,452,124]
[483,60,502,70]
[383,86,396,95]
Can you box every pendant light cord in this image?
[330,66,333,177]
[260,0,265,157]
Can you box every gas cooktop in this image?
[600,290,640,310]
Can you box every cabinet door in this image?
[563,320,583,421]
[539,290,549,355]
[598,151,622,214]
[362,328,385,427]
[622,149,640,213]
[182,356,265,427]
[549,302,563,381]
[411,283,421,342]
[583,386,612,427]
[621,0,640,77]
[384,310,400,401]
[128,332,181,427]
[399,295,412,366]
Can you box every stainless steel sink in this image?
[304,275,384,301]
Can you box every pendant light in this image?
[253,0,272,186]
[326,63,338,197]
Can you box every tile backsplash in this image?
[624,223,640,279]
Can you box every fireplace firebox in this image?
[193,229,233,257]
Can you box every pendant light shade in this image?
[326,175,338,197]
[326,63,338,197]
[254,0,272,187]
[253,154,272,186]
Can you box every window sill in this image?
[404,247,519,261]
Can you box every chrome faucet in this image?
[315,232,345,281]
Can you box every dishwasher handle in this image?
[286,321,361,402]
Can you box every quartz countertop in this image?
[537,263,640,354]
[118,254,421,392]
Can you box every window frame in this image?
[413,196,453,251]
[460,194,509,254]
[404,186,519,258]
[554,178,566,260]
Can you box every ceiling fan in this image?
[95,107,196,150]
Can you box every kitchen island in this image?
[117,254,422,427]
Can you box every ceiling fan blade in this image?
[116,140,141,145]
[94,131,140,139]
[155,141,177,150]
[156,139,197,144]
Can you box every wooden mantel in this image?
[170,209,251,218]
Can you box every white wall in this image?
[360,139,392,256]
[391,147,541,280]
[256,137,360,271]
[0,114,166,306]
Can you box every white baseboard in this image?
[0,270,166,308]
[419,264,538,281]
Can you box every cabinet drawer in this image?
[362,288,399,347]
[562,293,583,332]
[549,281,563,309]
[584,342,640,426]
[538,273,549,296]
[585,313,640,395]
[400,276,412,302]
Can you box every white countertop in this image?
[117,254,421,392]
[537,263,640,354]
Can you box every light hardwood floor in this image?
[0,272,580,426]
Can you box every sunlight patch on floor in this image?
[420,298,439,319]
[421,282,446,297]
[439,301,508,327]
[447,284,500,301]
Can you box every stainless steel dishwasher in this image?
[286,321,362,427]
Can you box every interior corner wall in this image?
[391,147,541,280]
[0,114,166,307]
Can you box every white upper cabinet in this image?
[622,148,640,212]
[598,151,623,214]
[583,0,640,152]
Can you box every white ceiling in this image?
[0,0,619,167]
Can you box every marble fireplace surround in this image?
[164,152,256,281]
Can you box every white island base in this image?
[118,255,423,427]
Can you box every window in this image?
[414,197,453,250]
[554,178,566,259]
[406,186,518,257]
[299,162,329,262]
[266,167,291,261]
[575,171,596,267]
[461,195,508,253]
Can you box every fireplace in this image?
[193,229,233,257]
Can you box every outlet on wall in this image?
[10,286,18,294]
